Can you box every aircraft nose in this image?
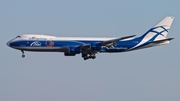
[6,41,11,46]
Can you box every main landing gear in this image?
[21,50,25,58]
[82,53,96,60]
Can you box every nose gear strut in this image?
[21,50,25,58]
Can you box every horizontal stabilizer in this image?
[149,38,174,44]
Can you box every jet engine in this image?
[64,47,81,56]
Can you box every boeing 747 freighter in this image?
[7,16,174,60]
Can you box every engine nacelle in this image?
[64,53,76,56]
[69,47,81,54]
[64,47,81,56]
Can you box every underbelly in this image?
[11,46,65,52]
[102,48,127,53]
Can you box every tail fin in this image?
[141,16,174,41]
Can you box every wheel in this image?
[82,55,88,60]
[89,54,96,59]
[22,55,25,58]
[84,57,89,60]
[91,56,96,59]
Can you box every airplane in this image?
[7,16,174,60]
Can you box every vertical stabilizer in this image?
[141,16,174,41]
[154,16,174,37]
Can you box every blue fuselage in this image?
[7,36,147,53]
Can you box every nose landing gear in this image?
[21,50,25,58]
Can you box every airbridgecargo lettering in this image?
[6,16,175,60]
[29,37,47,40]
[115,47,128,50]
[108,47,127,50]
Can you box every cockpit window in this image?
[16,36,21,38]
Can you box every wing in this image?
[80,35,136,50]
[60,35,136,60]
[100,35,136,47]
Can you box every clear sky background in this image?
[0,0,180,101]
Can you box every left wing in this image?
[80,35,136,50]
[58,35,135,60]
[100,35,136,47]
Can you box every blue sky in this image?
[0,0,180,101]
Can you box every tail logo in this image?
[148,25,169,37]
